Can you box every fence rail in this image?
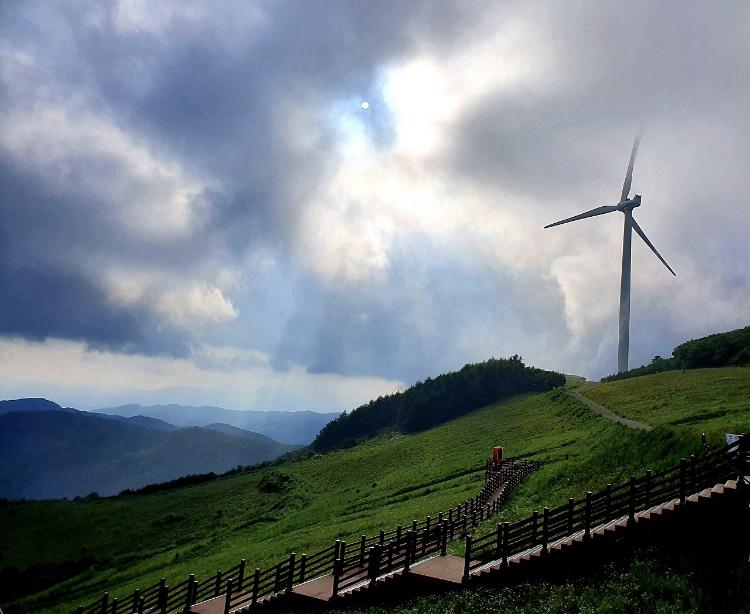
[462,436,749,579]
[75,456,538,614]
[72,436,749,614]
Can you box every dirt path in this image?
[568,388,652,431]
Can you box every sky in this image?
[0,1,748,412]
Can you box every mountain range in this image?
[95,403,340,445]
[0,399,313,500]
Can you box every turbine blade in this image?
[620,135,641,202]
[631,217,676,276]
[544,205,619,229]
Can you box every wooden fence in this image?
[462,436,748,580]
[75,457,538,614]
[227,458,538,610]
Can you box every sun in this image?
[361,101,369,110]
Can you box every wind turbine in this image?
[544,137,676,373]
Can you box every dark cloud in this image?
[0,0,478,359]
[0,0,748,387]
[0,162,191,355]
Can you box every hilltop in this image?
[2,366,748,612]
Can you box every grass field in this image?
[2,367,749,613]
[580,367,750,434]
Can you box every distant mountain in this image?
[89,412,178,432]
[96,404,340,445]
[0,398,178,432]
[0,408,298,500]
[202,422,277,441]
[0,398,77,415]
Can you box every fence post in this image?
[411,528,418,563]
[131,589,141,613]
[605,483,612,520]
[440,521,448,556]
[645,470,652,507]
[567,498,574,534]
[251,568,260,605]
[463,534,472,582]
[359,535,367,566]
[286,552,296,593]
[237,559,246,592]
[629,474,636,525]
[299,553,307,583]
[404,531,414,572]
[495,522,502,556]
[739,435,748,490]
[424,516,430,554]
[159,586,168,614]
[111,598,119,614]
[185,575,195,612]
[157,579,166,612]
[222,578,234,614]
[542,507,550,553]
[334,539,342,563]
[585,492,592,540]
[76,607,83,614]
[690,454,697,493]
[274,563,281,593]
[502,522,509,567]
[100,592,109,614]
[137,596,145,614]
[214,570,222,597]
[531,510,538,546]
[331,558,342,598]
[396,524,403,551]
[368,545,382,587]
[680,458,687,504]
[472,510,477,528]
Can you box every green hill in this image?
[313,356,564,451]
[2,367,749,613]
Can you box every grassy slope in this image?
[4,368,749,612]
[580,367,750,434]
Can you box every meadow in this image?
[2,367,749,613]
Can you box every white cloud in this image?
[155,283,239,328]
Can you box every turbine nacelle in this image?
[619,194,641,210]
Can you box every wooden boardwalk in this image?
[408,555,464,585]
[222,474,745,612]
[75,441,746,614]
[274,473,518,605]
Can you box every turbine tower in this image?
[544,137,676,373]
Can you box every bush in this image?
[258,471,293,493]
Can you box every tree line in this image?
[312,356,565,452]
[602,324,750,382]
